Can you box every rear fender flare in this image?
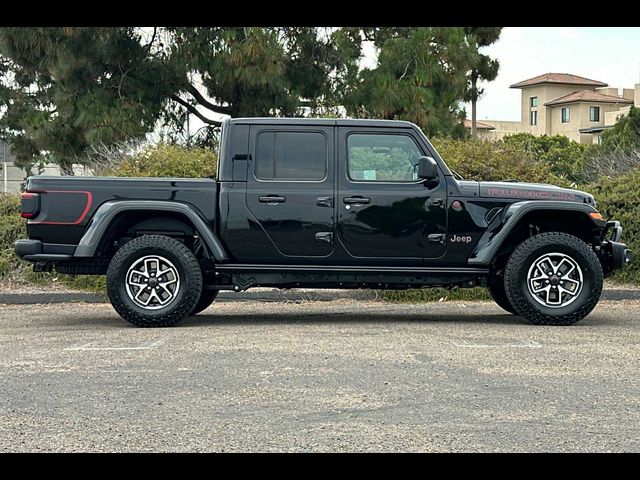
[73,200,228,261]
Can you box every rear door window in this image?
[255,131,327,181]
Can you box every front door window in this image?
[347,134,423,182]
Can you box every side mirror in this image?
[418,156,438,180]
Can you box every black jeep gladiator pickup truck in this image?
[15,117,631,327]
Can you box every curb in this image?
[0,288,638,305]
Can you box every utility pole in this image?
[2,141,7,194]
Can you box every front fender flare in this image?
[468,200,603,265]
[73,200,229,262]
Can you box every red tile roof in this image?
[463,119,495,130]
[544,90,633,106]
[510,73,608,89]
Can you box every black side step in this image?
[215,264,489,274]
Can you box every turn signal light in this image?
[589,212,603,220]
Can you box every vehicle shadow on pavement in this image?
[181,311,531,327]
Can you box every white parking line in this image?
[453,339,542,348]
[64,339,165,351]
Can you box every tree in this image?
[0,27,361,173]
[463,27,502,138]
[342,27,480,137]
[599,106,640,152]
[0,27,175,174]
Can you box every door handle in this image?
[315,232,333,244]
[426,198,444,207]
[316,196,333,208]
[428,233,446,244]
[343,196,371,205]
[259,195,286,204]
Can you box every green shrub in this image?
[3,138,639,299]
[599,106,640,153]
[586,167,640,284]
[502,133,588,183]
[111,142,217,178]
[0,194,27,280]
[431,136,571,187]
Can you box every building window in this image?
[530,110,537,126]
[561,107,570,123]
[590,106,600,122]
[530,97,538,108]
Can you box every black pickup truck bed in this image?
[20,176,216,247]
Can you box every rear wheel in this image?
[106,235,203,327]
[504,232,603,326]
[190,289,219,315]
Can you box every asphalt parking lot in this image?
[1,298,639,452]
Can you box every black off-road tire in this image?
[106,235,203,328]
[487,276,517,314]
[190,289,219,315]
[504,232,603,326]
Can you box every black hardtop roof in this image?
[227,117,417,128]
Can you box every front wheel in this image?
[106,235,203,327]
[504,232,603,326]
[487,276,516,314]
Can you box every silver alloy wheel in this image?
[526,252,583,308]
[125,255,181,310]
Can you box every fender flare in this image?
[468,200,603,265]
[73,200,229,262]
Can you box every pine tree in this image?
[343,27,480,137]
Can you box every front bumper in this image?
[599,221,632,274]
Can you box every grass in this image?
[379,287,491,303]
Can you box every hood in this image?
[478,181,596,206]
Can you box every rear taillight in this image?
[20,192,40,219]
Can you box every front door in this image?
[336,127,447,262]
[246,125,335,259]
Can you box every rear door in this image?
[245,125,335,259]
[336,127,448,262]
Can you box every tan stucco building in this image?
[466,72,640,144]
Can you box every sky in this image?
[467,27,640,121]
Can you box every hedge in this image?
[2,139,639,301]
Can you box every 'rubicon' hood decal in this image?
[479,181,593,203]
